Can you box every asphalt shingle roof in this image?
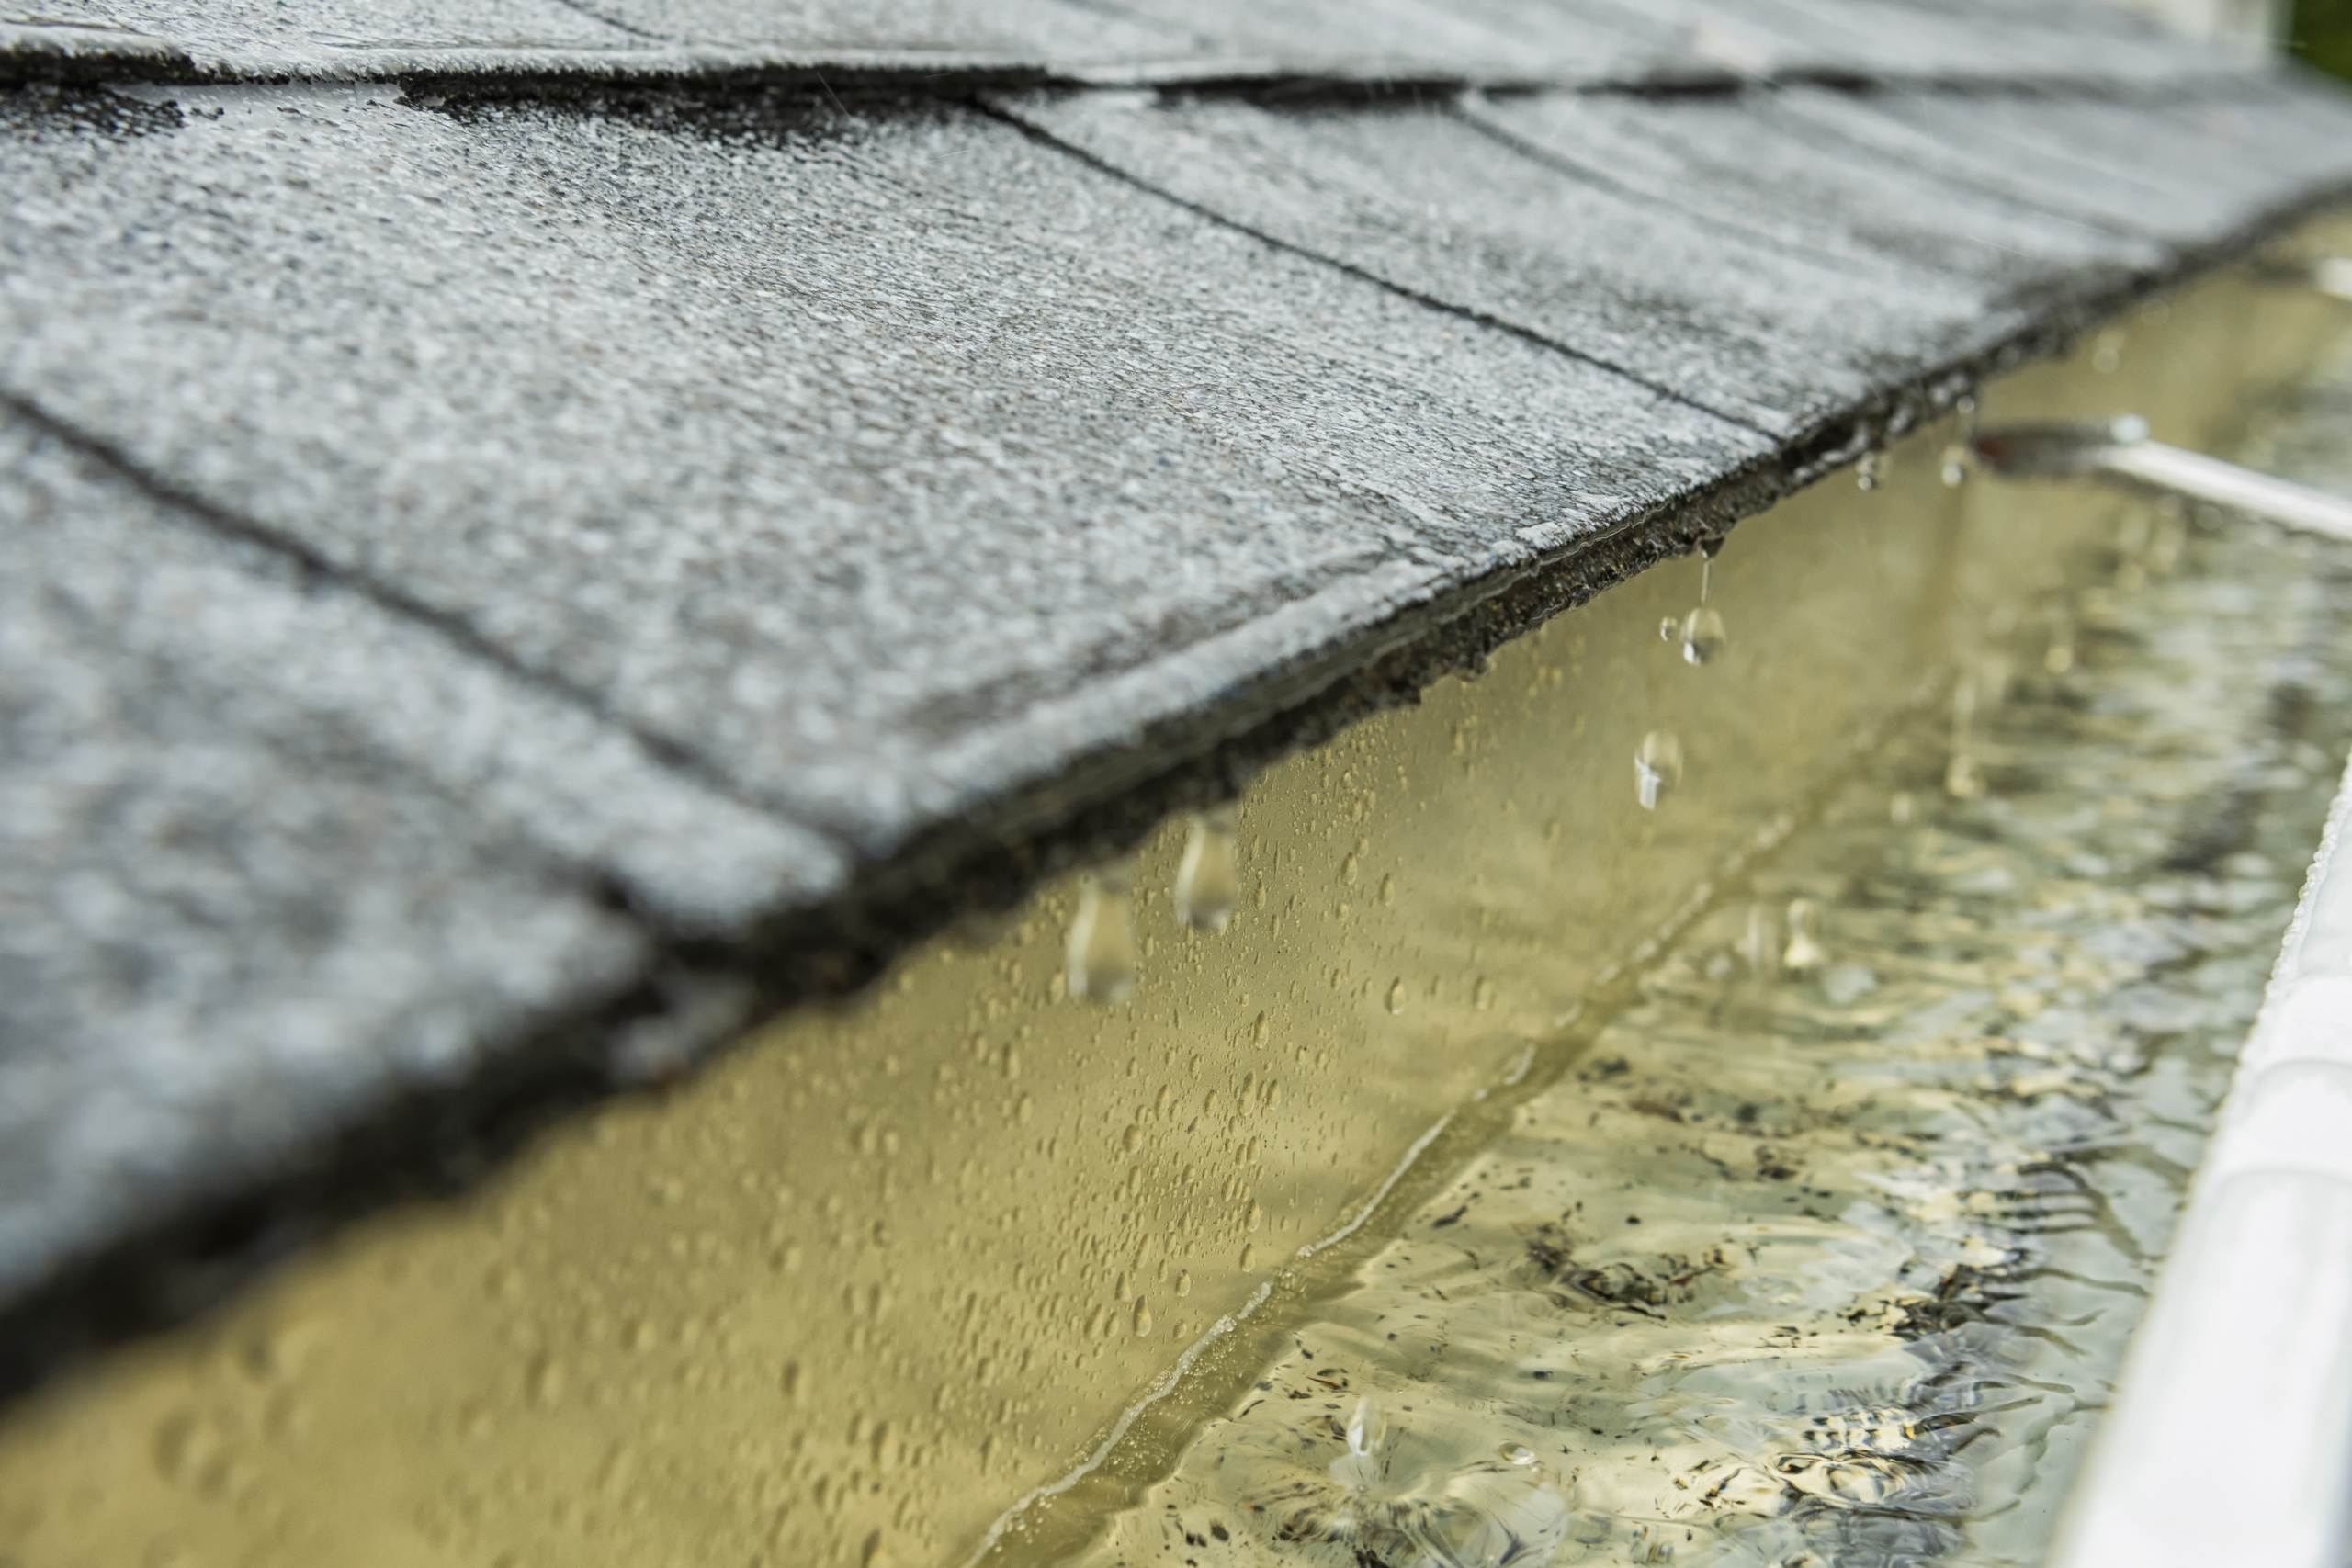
[5,0,2350,1395]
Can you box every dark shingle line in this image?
[540,0,676,46]
[975,95,1781,442]
[0,387,846,877]
[0,21,2262,101]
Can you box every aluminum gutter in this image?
[2052,750,2352,1568]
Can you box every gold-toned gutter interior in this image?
[5,239,2350,1568]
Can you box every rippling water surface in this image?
[1069,367,2352,1568]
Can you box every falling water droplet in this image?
[1940,446,1970,487]
[1679,606,1727,666]
[1783,899,1826,975]
[1946,750,1984,800]
[1634,730,1683,811]
[1857,450,1887,491]
[1658,616,1678,643]
[1067,863,1139,1004]
[1174,806,1239,933]
[1947,674,1984,799]
[2044,608,2076,675]
[1346,1397,1386,1460]
[1738,904,1777,976]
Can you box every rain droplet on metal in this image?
[1067,862,1139,1004]
[1174,806,1239,933]
[1634,730,1683,812]
[1499,1443,1537,1466]
[1680,606,1727,666]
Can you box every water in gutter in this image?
[1040,354,2352,1567]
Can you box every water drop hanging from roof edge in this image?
[1067,862,1139,1004]
[1174,807,1238,934]
[1680,606,1727,667]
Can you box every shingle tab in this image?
[0,410,654,1306]
[1458,90,2166,304]
[1773,85,2352,251]
[1004,89,1998,436]
[0,0,2238,88]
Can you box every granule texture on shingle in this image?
[547,0,1178,60]
[1457,91,2166,305]
[1003,89,1999,438]
[6,0,647,65]
[0,0,2242,89]
[1771,85,2352,252]
[0,85,1766,856]
[1570,0,2205,82]
[0,411,652,1305]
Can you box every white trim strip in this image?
[2051,751,2352,1568]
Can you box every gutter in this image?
[2052,745,2352,1568]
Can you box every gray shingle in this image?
[1773,85,2352,251]
[1456,90,2167,303]
[1002,88,2000,436]
[4,0,646,67]
[0,0,2238,88]
[548,0,1179,62]
[1561,0,2206,82]
[0,409,653,1305]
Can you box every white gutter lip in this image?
[2052,754,2352,1568]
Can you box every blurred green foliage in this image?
[2291,0,2352,80]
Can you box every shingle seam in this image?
[537,0,675,46]
[1729,85,2176,245]
[0,25,2264,101]
[1442,95,1936,285]
[0,386,854,887]
[975,94,1783,442]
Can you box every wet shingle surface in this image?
[0,409,654,1315]
[0,0,2251,85]
[2,0,2350,1393]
